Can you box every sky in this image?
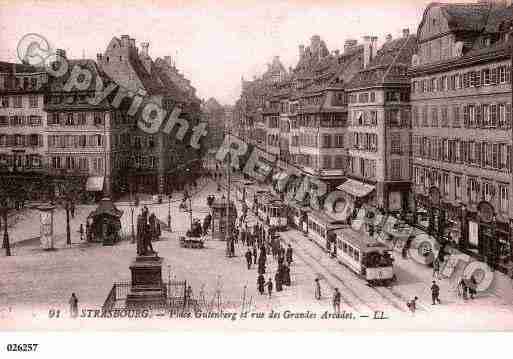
[0,0,463,105]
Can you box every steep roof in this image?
[440,2,492,32]
[128,55,165,95]
[45,59,113,110]
[347,35,417,89]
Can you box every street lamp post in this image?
[2,206,11,256]
[168,194,172,232]
[64,198,71,247]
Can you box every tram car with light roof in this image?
[333,227,395,286]
[254,191,288,231]
[306,209,346,250]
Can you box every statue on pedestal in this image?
[136,213,156,257]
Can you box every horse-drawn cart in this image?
[179,218,205,249]
[179,236,204,249]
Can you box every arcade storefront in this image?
[414,187,513,274]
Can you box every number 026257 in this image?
[6,344,39,352]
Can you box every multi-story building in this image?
[44,52,121,198]
[410,2,513,272]
[1,35,203,199]
[255,35,368,193]
[0,62,48,184]
[203,97,226,151]
[98,35,203,195]
[345,30,417,212]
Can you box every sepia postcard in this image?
[1,0,513,339]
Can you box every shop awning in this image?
[336,179,374,198]
[86,176,104,192]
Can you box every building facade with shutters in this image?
[410,2,513,273]
[44,54,122,197]
[345,29,417,212]
[0,62,48,176]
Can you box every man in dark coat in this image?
[257,274,265,295]
[245,248,253,270]
[431,281,441,305]
[258,260,266,275]
[282,264,291,286]
[230,238,235,257]
[286,244,293,266]
[275,271,283,292]
[266,278,273,298]
[260,244,267,258]
[252,245,258,265]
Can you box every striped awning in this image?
[86,176,104,192]
[337,179,374,198]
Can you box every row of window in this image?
[412,103,512,129]
[321,154,346,169]
[0,95,39,108]
[413,166,509,213]
[114,155,159,170]
[48,112,105,126]
[412,65,512,94]
[351,132,378,152]
[0,74,45,91]
[48,134,104,148]
[321,134,344,148]
[412,136,511,172]
[114,133,156,149]
[0,115,43,126]
[50,156,103,174]
[0,154,43,168]
[0,134,43,147]
[348,156,377,179]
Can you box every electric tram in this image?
[333,227,395,286]
[306,209,346,250]
[254,191,288,230]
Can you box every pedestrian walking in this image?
[69,293,78,318]
[245,248,253,270]
[70,202,75,219]
[431,281,441,305]
[257,274,265,295]
[433,257,440,279]
[186,285,193,308]
[79,224,84,241]
[332,288,341,313]
[314,278,322,300]
[286,244,293,266]
[253,245,258,265]
[282,264,291,286]
[458,278,468,300]
[406,296,418,315]
[230,238,235,257]
[266,278,273,298]
[275,271,283,292]
[469,275,477,299]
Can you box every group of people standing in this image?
[240,223,294,299]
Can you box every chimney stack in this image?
[299,44,305,58]
[362,35,376,69]
[55,49,66,59]
[402,28,410,38]
[344,39,358,53]
[386,34,392,42]
[164,56,173,67]
[121,35,130,47]
[141,42,149,57]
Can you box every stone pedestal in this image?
[126,255,167,309]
